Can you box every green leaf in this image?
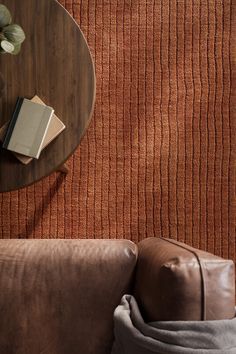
[3,24,25,44]
[0,5,12,27]
[0,33,6,41]
[11,43,21,55]
[1,39,14,53]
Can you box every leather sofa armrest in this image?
[134,237,235,321]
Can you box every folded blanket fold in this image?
[111,295,236,354]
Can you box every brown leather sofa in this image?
[0,238,234,354]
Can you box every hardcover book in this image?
[2,97,54,159]
[0,96,66,164]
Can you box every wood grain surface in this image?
[0,0,95,192]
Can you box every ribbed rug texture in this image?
[0,1,235,261]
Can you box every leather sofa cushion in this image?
[134,237,235,321]
[0,239,137,354]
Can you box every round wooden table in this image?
[0,0,95,192]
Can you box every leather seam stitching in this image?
[161,238,206,320]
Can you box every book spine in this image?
[2,97,24,149]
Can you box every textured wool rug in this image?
[0,1,235,262]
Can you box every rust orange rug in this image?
[0,0,235,263]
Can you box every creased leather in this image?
[134,237,235,321]
[0,239,137,354]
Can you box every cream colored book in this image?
[0,95,65,164]
[3,97,54,158]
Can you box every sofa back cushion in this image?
[134,237,235,321]
[0,239,137,354]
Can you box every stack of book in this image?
[0,95,65,164]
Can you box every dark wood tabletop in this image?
[0,0,96,192]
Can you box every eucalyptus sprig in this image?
[0,4,25,55]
